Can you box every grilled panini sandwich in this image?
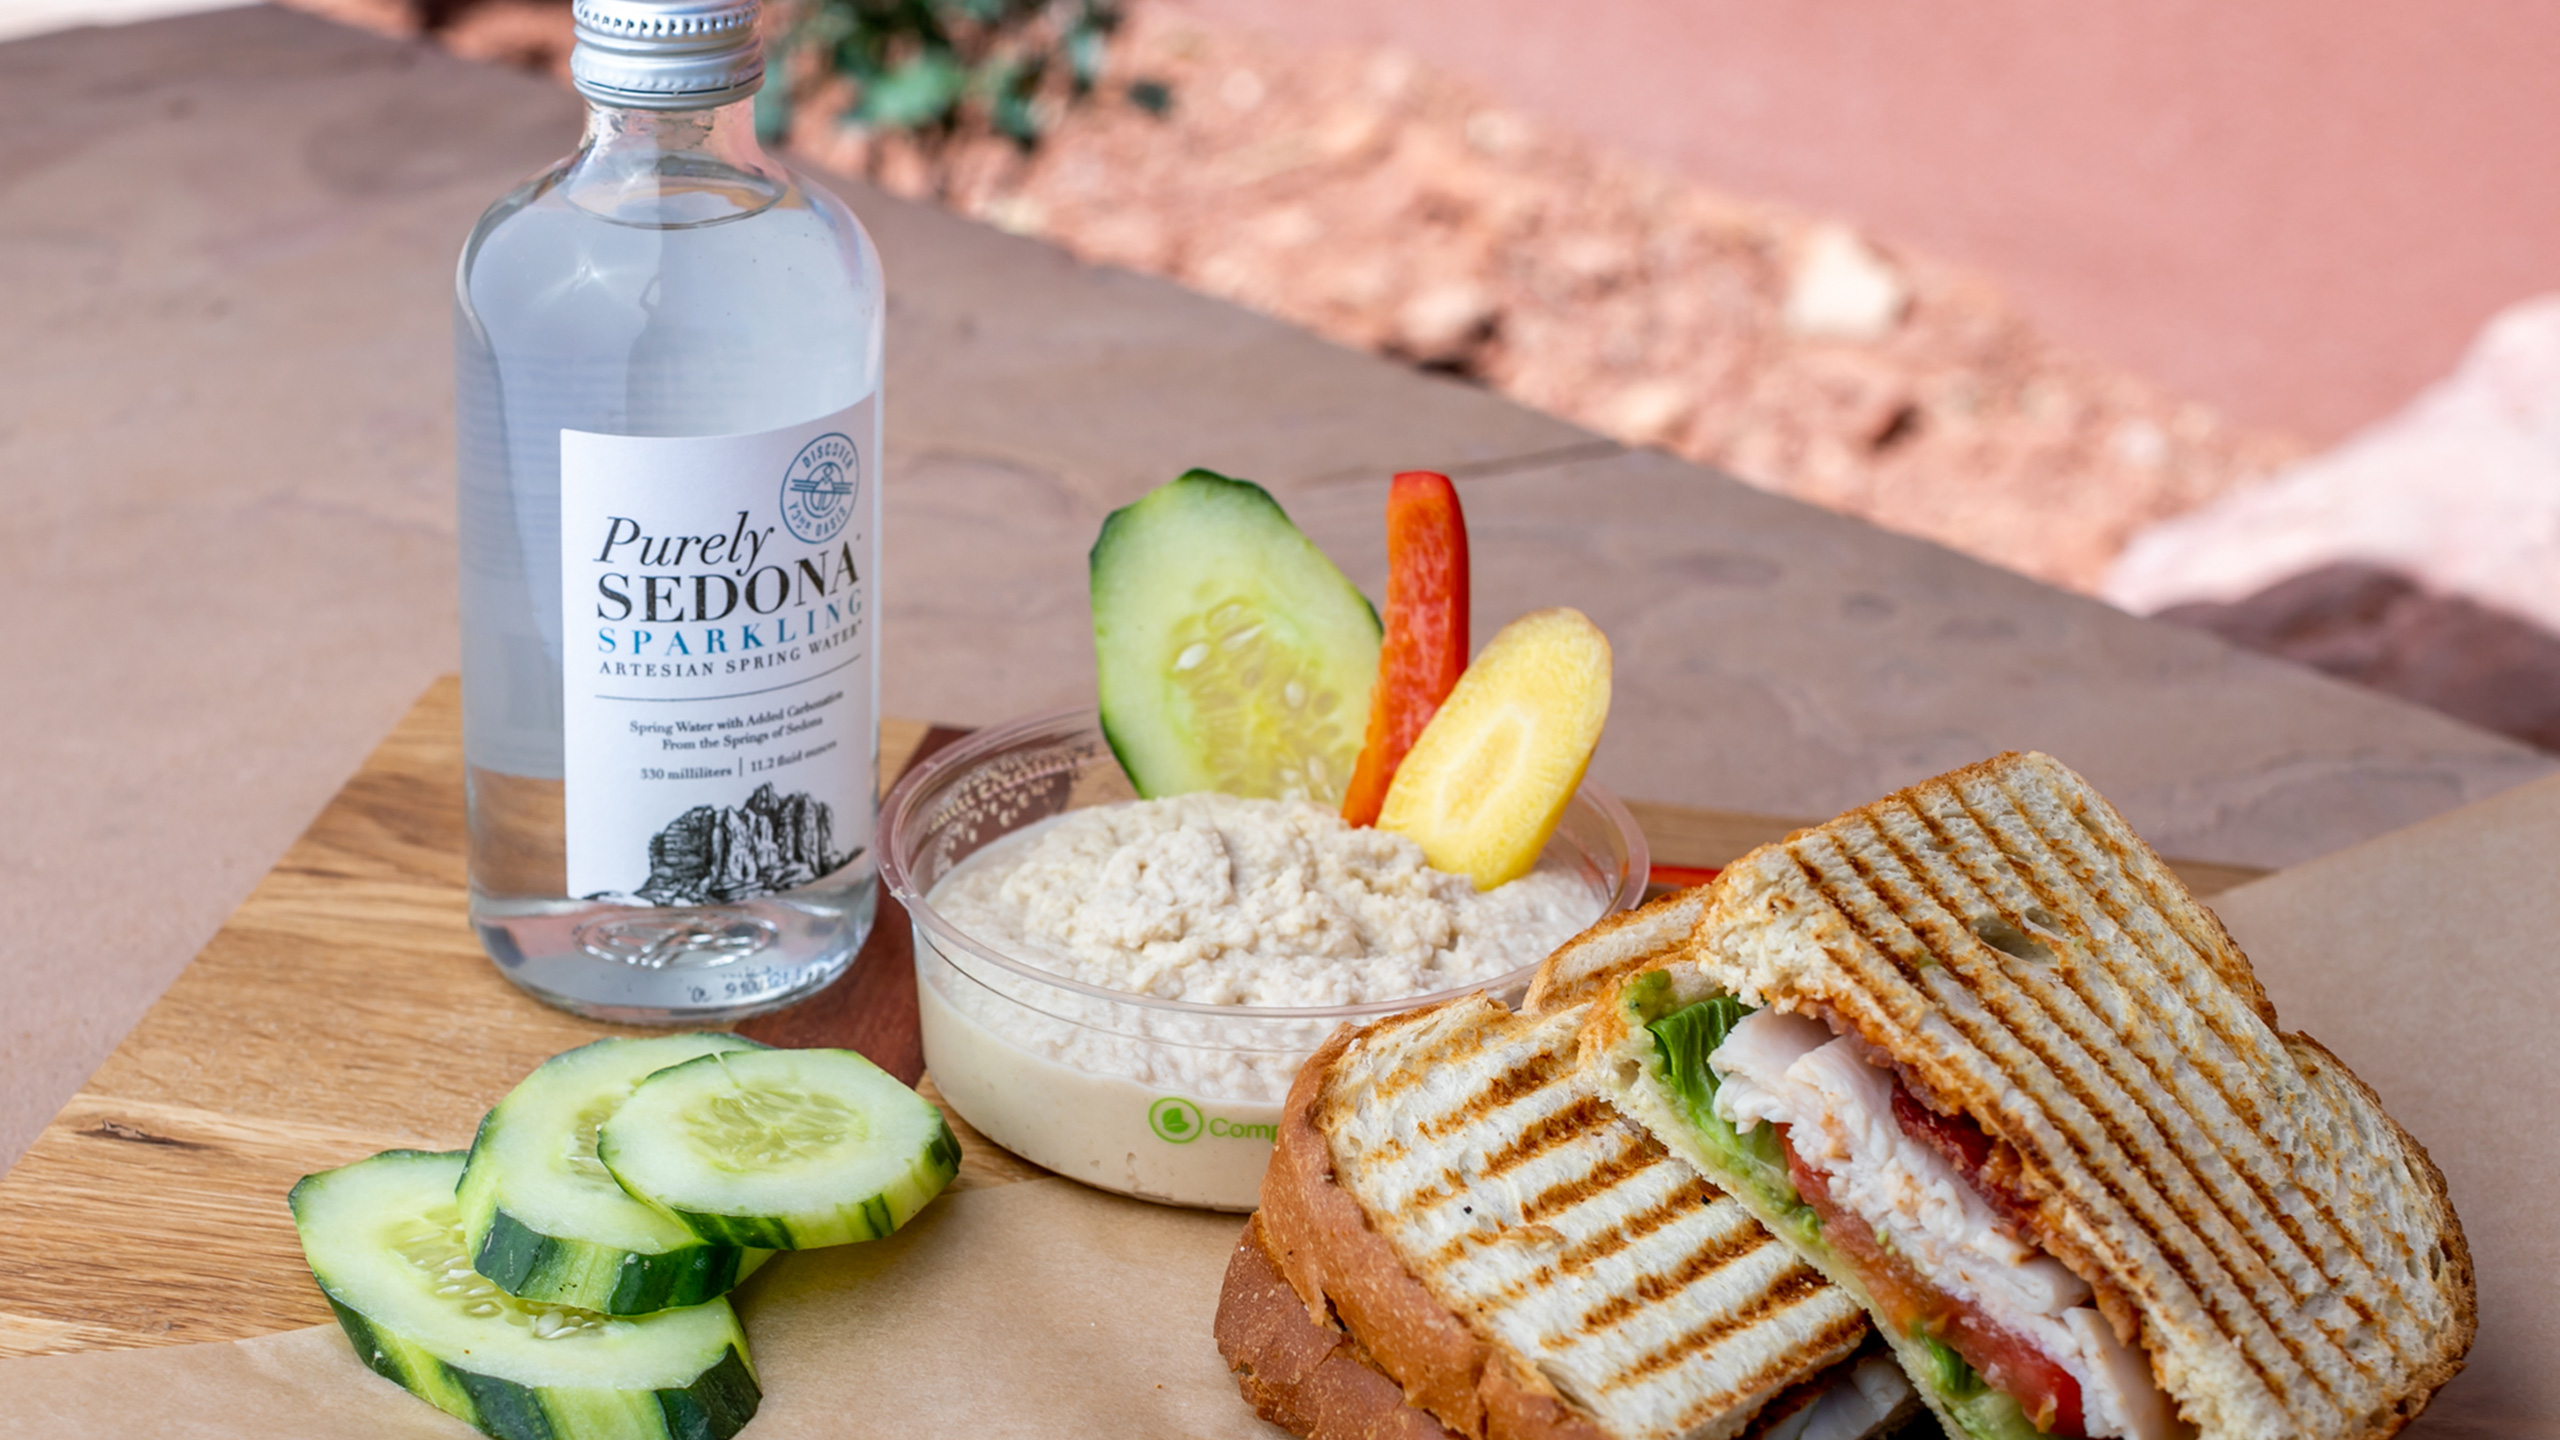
[1221,984,1924,1440]
[1567,751,2474,1440]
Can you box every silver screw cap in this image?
[571,0,765,111]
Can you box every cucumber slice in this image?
[1092,468,1382,804]
[598,1048,960,1250]
[290,1150,759,1440]
[459,1033,770,1315]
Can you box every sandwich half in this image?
[1571,750,2474,1440]
[1224,985,1924,1440]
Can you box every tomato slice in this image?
[1780,1127,2089,1436]
[1341,471,1469,826]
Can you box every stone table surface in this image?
[2,4,2551,1173]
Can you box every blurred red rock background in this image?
[1196,0,2560,449]
[270,0,2560,748]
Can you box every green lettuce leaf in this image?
[1644,994,2051,1440]
[1643,996,1806,1225]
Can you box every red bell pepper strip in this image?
[1646,863,1723,893]
[1341,471,1470,827]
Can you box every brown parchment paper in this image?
[0,1177,1284,1439]
[2206,771,2560,1439]
[11,773,2560,1438]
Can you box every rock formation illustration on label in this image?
[624,784,853,905]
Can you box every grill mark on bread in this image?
[1416,1044,1576,1141]
[1480,1093,1614,1179]
[1363,1044,1442,1108]
[1967,786,2311,1204]
[1816,802,2368,1429]
[1669,754,2471,1440]
[1786,846,1941,997]
[1454,1142,1669,1291]
[1574,1220,1775,1333]
[1469,1256,1564,1309]
[1363,1008,1507,1106]
[1971,772,2443,1387]
[1320,996,1896,1440]
[1410,1048,1605,1239]
[2011,800,2446,1377]
[1662,1301,1871,1435]
[1950,783,2424,1392]
[1983,807,2403,1423]
[1520,1132,1658,1225]
[1557,1174,1717,1275]
[2066,780,2275,1028]
[1891,826,2342,1421]
[1952,790,2307,1242]
[1396,1166,1472,1215]
[1805,824,2322,1424]
[1886,798,2312,1291]
[2017,779,2290,1137]
[1605,1264,1831,1387]
[1417,1150,1672,1273]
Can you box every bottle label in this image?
[558,397,877,904]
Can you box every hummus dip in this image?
[929,792,1594,1006]
[915,793,1605,1208]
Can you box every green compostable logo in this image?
[1148,1096,1204,1144]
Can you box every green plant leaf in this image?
[1065,25,1105,89]
[858,49,970,129]
[991,88,1044,143]
[796,0,1123,145]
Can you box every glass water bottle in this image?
[455,0,884,1021]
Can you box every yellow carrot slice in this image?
[1377,607,1611,889]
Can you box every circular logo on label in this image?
[1148,1096,1204,1145]
[779,432,860,544]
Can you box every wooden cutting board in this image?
[0,676,2262,1358]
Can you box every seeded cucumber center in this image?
[1166,594,1356,801]
[389,1208,632,1341]
[565,1099,619,1187]
[680,1086,869,1173]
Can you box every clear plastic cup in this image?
[879,708,1649,1210]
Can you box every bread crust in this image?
[1216,1212,1461,1440]
[1258,1008,1612,1440]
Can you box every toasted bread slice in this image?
[1256,992,1877,1440]
[1574,750,2475,1440]
[1219,1211,1926,1440]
